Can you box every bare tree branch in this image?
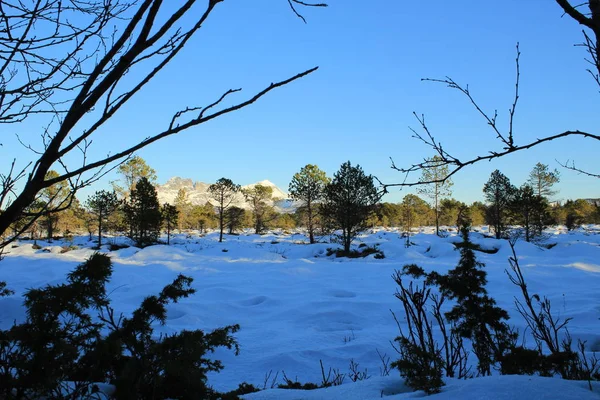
[0,0,327,245]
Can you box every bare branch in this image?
[557,159,600,178]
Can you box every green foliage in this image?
[209,178,241,242]
[112,156,157,199]
[426,226,516,375]
[391,337,444,394]
[483,170,516,239]
[527,162,560,199]
[510,185,550,242]
[289,164,330,244]
[225,206,246,234]
[326,245,384,259]
[174,188,192,230]
[243,185,276,234]
[190,202,217,233]
[0,254,240,399]
[39,170,71,240]
[86,190,120,248]
[126,177,162,247]
[162,203,179,245]
[417,156,453,236]
[322,161,380,254]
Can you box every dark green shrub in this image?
[0,253,239,399]
[391,338,444,394]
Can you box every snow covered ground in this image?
[2,226,600,399]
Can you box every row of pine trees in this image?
[9,156,600,248]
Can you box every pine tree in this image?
[208,178,241,242]
[289,164,330,244]
[174,188,191,230]
[162,204,179,245]
[242,185,276,234]
[190,202,217,234]
[426,226,515,375]
[527,162,560,199]
[112,156,157,199]
[127,177,162,247]
[400,195,418,248]
[225,206,246,234]
[510,185,549,242]
[483,170,516,239]
[417,156,453,236]
[322,161,380,254]
[39,170,71,241]
[85,190,120,248]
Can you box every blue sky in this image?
[2,0,599,204]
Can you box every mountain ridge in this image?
[156,177,294,212]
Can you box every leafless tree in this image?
[386,1,600,190]
[0,0,327,249]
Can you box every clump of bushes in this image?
[392,226,600,394]
[326,244,385,259]
[0,253,240,399]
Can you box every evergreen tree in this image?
[174,188,191,230]
[400,195,419,247]
[162,204,179,245]
[225,206,246,234]
[85,190,120,248]
[208,178,241,242]
[190,203,217,234]
[439,198,468,228]
[511,185,549,242]
[112,156,157,199]
[483,170,516,239]
[242,185,276,234]
[469,201,487,226]
[322,161,380,254]
[39,170,71,240]
[127,177,162,247]
[288,164,330,244]
[417,156,453,236]
[527,162,560,199]
[426,226,515,375]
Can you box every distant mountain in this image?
[156,177,295,212]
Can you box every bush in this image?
[326,245,384,259]
[0,253,240,399]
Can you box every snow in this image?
[2,227,600,399]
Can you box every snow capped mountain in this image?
[156,177,294,212]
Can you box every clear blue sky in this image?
[2,0,599,204]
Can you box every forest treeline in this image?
[8,156,600,248]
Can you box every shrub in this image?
[0,253,239,399]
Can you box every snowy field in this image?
[2,226,600,399]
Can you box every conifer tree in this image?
[526,162,560,199]
[400,195,419,247]
[322,161,380,254]
[209,178,241,242]
[174,188,191,230]
[225,206,246,234]
[417,156,453,236]
[242,185,276,234]
[483,170,516,239]
[289,164,330,244]
[127,177,162,247]
[85,190,120,248]
[162,204,179,245]
[190,203,217,234]
[425,226,515,375]
[112,156,157,199]
[39,170,71,240]
[510,185,549,242]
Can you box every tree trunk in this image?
[307,200,314,244]
[98,211,103,248]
